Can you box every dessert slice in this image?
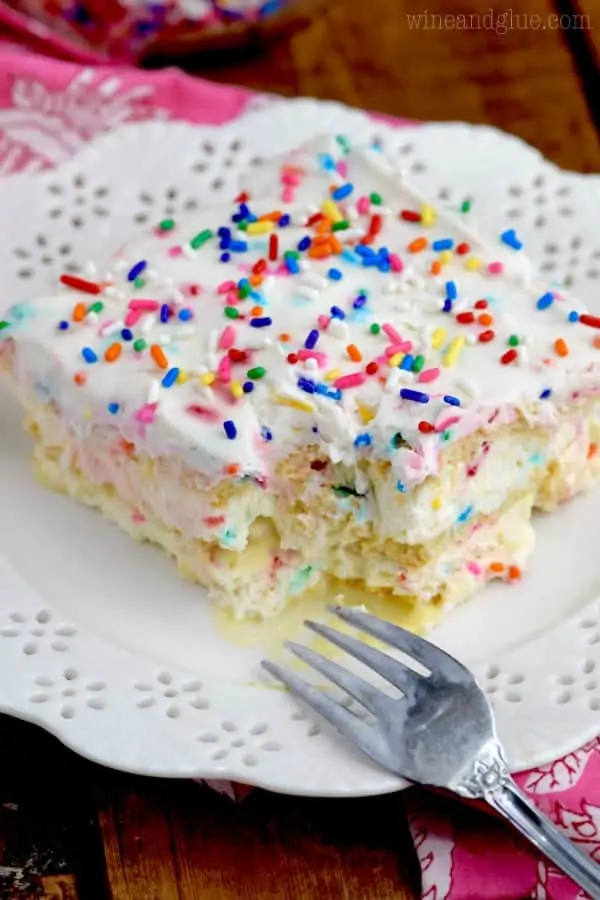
[2,136,600,621]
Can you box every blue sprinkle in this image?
[285,257,300,274]
[223,420,237,440]
[315,384,342,400]
[217,226,230,238]
[298,377,316,394]
[278,214,291,227]
[250,317,272,328]
[457,505,474,524]
[161,367,179,388]
[501,228,523,250]
[446,280,457,300]
[328,268,343,281]
[305,329,319,350]
[432,238,454,251]
[247,214,258,223]
[568,310,579,323]
[442,298,453,313]
[400,388,429,404]
[58,320,70,331]
[108,402,120,415]
[354,433,372,448]
[219,235,232,250]
[121,328,134,341]
[396,480,406,493]
[81,347,98,364]
[330,305,345,319]
[443,394,461,406]
[536,291,554,310]
[355,244,376,258]
[297,236,312,251]
[243,381,254,394]
[239,203,251,218]
[318,153,336,171]
[353,294,368,309]
[178,309,193,321]
[229,240,248,253]
[332,182,354,201]
[400,354,414,371]
[261,425,273,441]
[160,304,170,323]
[540,388,552,399]
[341,248,360,264]
[231,213,243,223]
[127,260,147,282]
[220,252,231,263]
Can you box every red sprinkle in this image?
[474,299,488,309]
[479,329,495,343]
[306,212,324,226]
[456,242,470,255]
[369,214,383,236]
[252,258,267,275]
[235,191,249,203]
[418,421,435,433]
[287,353,298,364]
[579,314,600,330]
[268,233,279,262]
[400,209,421,222]
[365,361,379,375]
[501,348,518,365]
[456,311,475,324]
[60,274,101,295]
[228,348,248,363]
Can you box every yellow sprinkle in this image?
[431,496,442,510]
[324,368,341,382]
[321,199,343,223]
[230,380,244,399]
[389,352,404,367]
[443,335,466,367]
[464,256,481,271]
[431,327,446,350]
[420,204,436,227]
[439,250,453,265]
[177,370,189,384]
[199,372,215,385]
[274,394,314,413]
[246,220,275,235]
[357,404,375,424]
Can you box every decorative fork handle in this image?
[457,751,600,897]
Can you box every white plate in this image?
[1,102,600,797]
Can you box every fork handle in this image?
[485,776,600,896]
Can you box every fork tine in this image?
[329,606,468,678]
[285,640,394,718]
[261,659,393,768]
[304,619,423,698]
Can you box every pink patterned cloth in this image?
[0,42,598,900]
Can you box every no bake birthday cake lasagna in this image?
[2,136,600,621]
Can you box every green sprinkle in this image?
[134,277,145,288]
[460,199,471,213]
[336,135,351,153]
[238,283,252,299]
[508,334,519,347]
[370,192,383,205]
[412,354,425,373]
[284,249,301,260]
[190,228,213,250]
[247,366,266,380]
[370,323,381,335]
[442,430,452,441]
[332,220,350,231]
[225,307,240,319]
[237,220,248,231]
[133,338,147,352]
[88,301,104,314]
[159,219,175,231]
[0,320,10,332]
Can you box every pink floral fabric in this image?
[0,42,598,900]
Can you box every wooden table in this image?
[2,1,599,897]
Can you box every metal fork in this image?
[262,606,600,897]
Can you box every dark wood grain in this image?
[2,1,600,897]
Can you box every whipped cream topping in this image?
[4,135,600,488]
